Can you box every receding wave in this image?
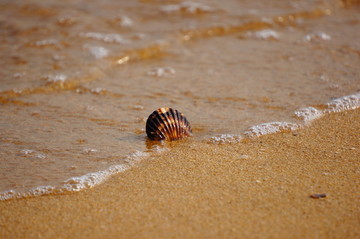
[2,92,358,201]
[209,92,360,143]
[0,151,146,201]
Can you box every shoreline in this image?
[1,0,360,202]
[1,109,359,238]
[2,92,359,201]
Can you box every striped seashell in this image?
[146,108,192,141]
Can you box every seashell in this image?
[146,108,192,141]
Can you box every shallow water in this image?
[1,0,359,199]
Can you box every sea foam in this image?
[44,74,67,83]
[80,32,128,44]
[61,164,130,191]
[248,92,360,136]
[0,150,148,201]
[84,45,109,59]
[294,92,360,124]
[147,67,176,77]
[247,29,279,40]
[325,93,360,113]
[0,164,129,200]
[160,1,213,14]
[33,39,59,47]
[208,92,360,143]
[209,134,242,144]
[244,122,301,137]
[294,107,323,123]
[303,32,331,42]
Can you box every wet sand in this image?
[1,109,359,238]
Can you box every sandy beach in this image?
[1,109,359,238]
[1,0,360,238]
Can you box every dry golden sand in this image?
[1,109,359,239]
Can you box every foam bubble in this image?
[127,151,149,162]
[84,45,109,59]
[80,32,128,44]
[57,16,76,26]
[0,190,18,201]
[260,17,273,24]
[0,186,57,200]
[61,164,129,191]
[28,186,56,196]
[325,93,360,113]
[160,1,213,14]
[13,72,25,78]
[45,74,67,83]
[151,145,170,153]
[117,15,133,27]
[21,149,35,155]
[33,39,59,46]
[294,107,323,123]
[83,148,98,154]
[303,32,331,42]
[130,105,145,110]
[91,88,106,94]
[244,122,301,137]
[147,67,175,77]
[36,153,47,159]
[247,29,279,40]
[209,134,242,144]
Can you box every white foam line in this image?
[246,29,279,40]
[303,32,331,42]
[0,151,149,201]
[243,122,300,137]
[208,92,360,143]
[294,106,323,124]
[325,93,360,113]
[209,134,242,144]
[83,45,109,59]
[160,1,213,14]
[0,164,130,201]
[294,92,360,124]
[61,164,130,192]
[79,32,128,44]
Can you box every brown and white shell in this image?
[146,108,192,141]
